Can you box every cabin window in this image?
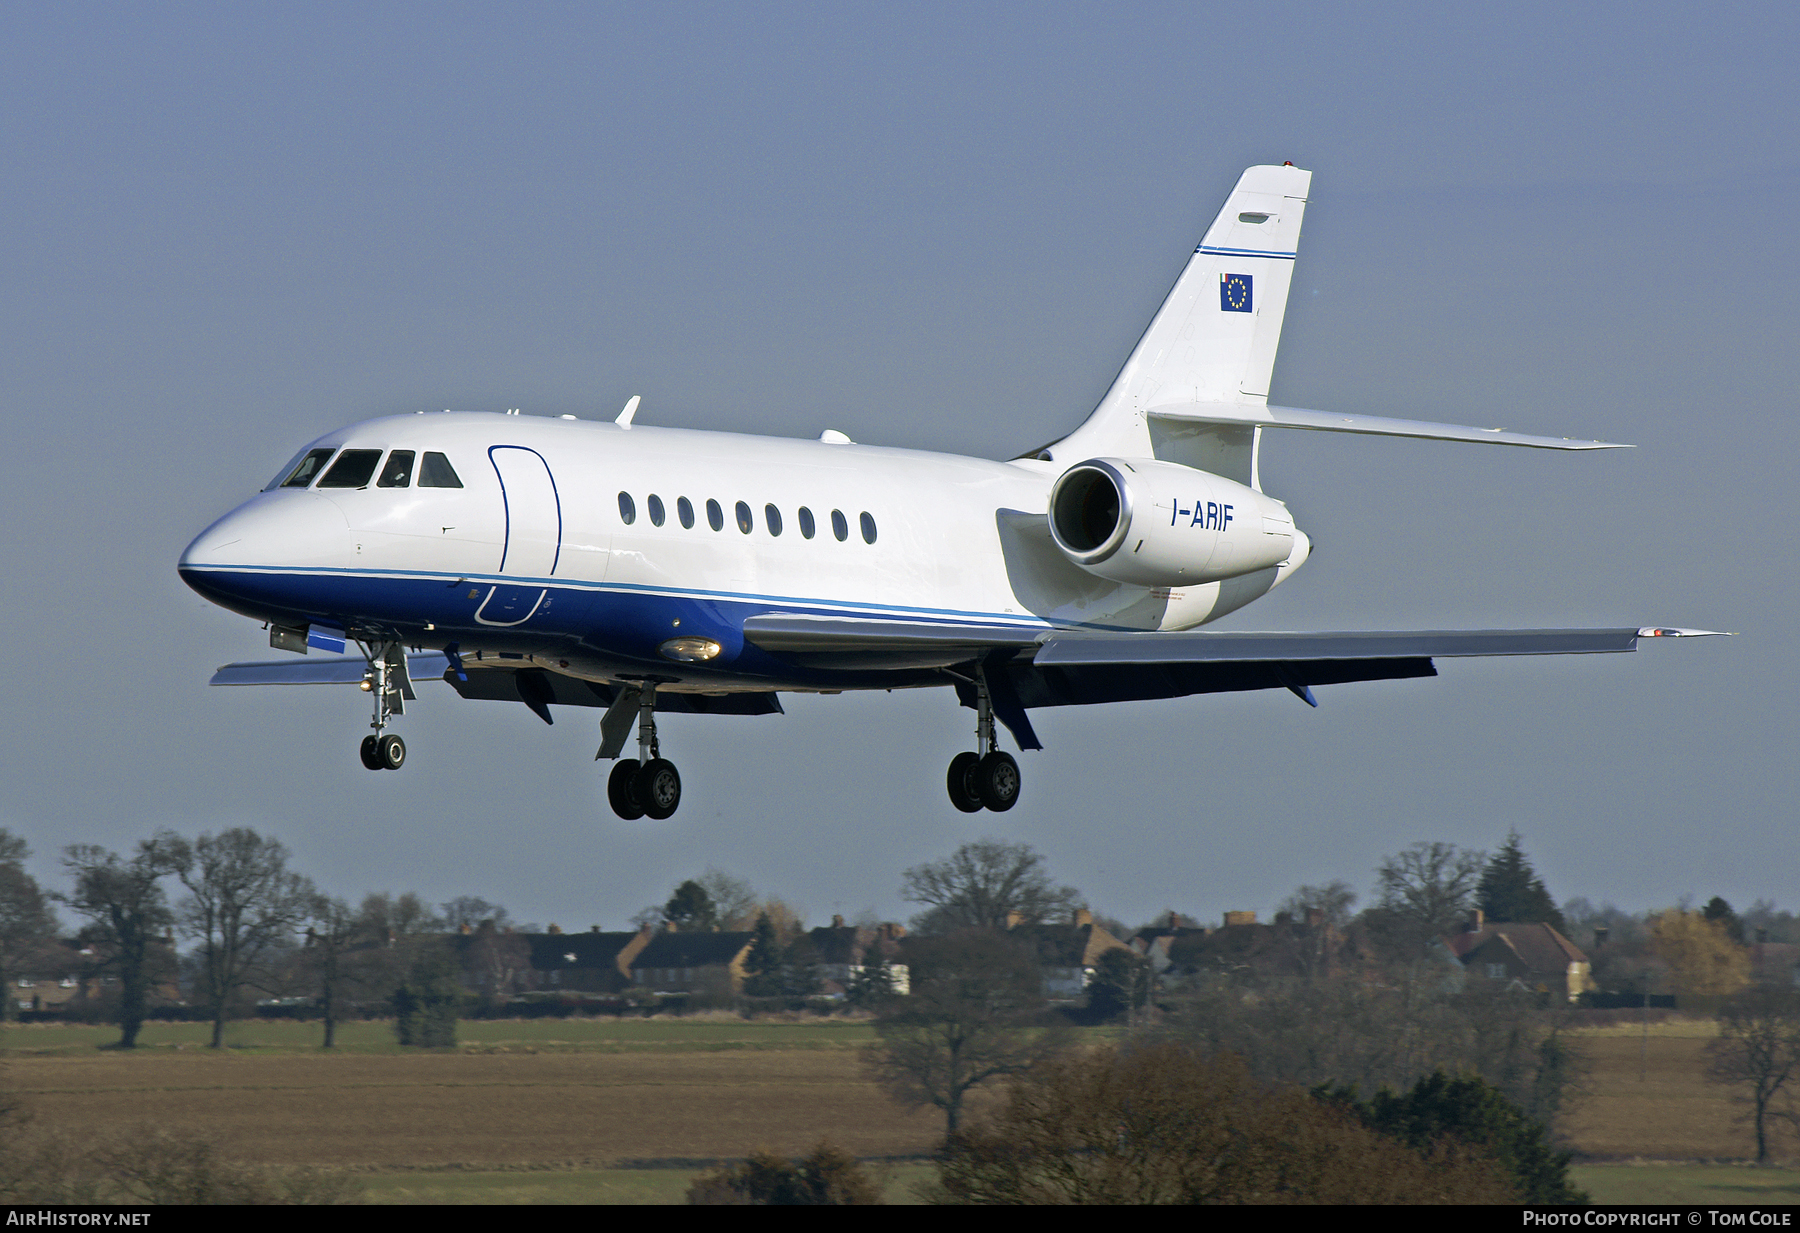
[274,448,335,490]
[831,509,849,542]
[735,501,753,534]
[317,449,383,488]
[677,497,695,529]
[618,492,636,525]
[798,507,815,539]
[377,451,415,488]
[861,511,877,544]
[706,499,724,532]
[765,504,782,537]
[419,452,463,488]
[647,494,666,527]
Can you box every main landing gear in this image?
[946,668,1020,813]
[602,683,683,820]
[356,640,413,771]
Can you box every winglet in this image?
[1637,627,1733,638]
[615,395,641,427]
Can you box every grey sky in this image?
[2,3,1793,933]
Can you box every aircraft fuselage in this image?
[179,411,1304,697]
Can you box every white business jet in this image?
[179,164,1718,821]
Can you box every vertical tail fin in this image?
[1050,164,1311,484]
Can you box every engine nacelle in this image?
[1047,457,1300,588]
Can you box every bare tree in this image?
[1706,986,1800,1163]
[304,895,362,1049]
[1370,842,1486,953]
[161,829,317,1048]
[863,930,1063,1138]
[59,839,183,1047]
[901,839,1080,935]
[0,831,58,1020]
[1278,880,1358,929]
[699,869,761,931]
[440,896,510,933]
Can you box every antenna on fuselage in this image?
[616,395,641,428]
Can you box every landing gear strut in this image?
[946,666,1019,812]
[356,640,412,771]
[601,683,683,820]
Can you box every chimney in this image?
[832,914,845,929]
[1073,908,1093,928]
[1464,910,1484,934]
[547,923,563,935]
[1005,911,1025,930]
[1274,911,1293,926]
[1305,908,1325,929]
[1223,911,1256,927]
[1594,925,1610,947]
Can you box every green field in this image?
[1573,1165,1800,1205]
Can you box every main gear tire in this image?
[946,751,983,813]
[608,760,646,820]
[974,751,1020,812]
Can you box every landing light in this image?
[659,637,722,663]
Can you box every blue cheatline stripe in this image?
[1196,245,1297,259]
[181,562,1129,631]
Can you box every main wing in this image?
[741,616,1724,749]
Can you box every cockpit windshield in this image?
[266,445,459,491]
[317,450,383,488]
[270,447,336,490]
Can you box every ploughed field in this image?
[4,1015,1796,1204]
[0,1019,948,1170]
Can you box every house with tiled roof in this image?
[806,917,910,998]
[628,928,756,995]
[1140,909,1362,987]
[1012,909,1132,998]
[526,926,651,994]
[1444,912,1594,1002]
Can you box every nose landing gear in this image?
[356,640,412,771]
[599,682,683,820]
[945,666,1020,812]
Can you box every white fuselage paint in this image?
[179,411,1310,688]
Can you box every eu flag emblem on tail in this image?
[1220,273,1253,312]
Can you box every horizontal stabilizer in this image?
[1146,403,1629,451]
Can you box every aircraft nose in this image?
[179,495,349,599]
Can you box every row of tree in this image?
[0,827,527,1049]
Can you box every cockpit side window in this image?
[317,449,383,488]
[377,450,415,488]
[274,448,336,490]
[418,452,464,488]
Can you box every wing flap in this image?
[209,652,450,686]
[1034,628,1645,666]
